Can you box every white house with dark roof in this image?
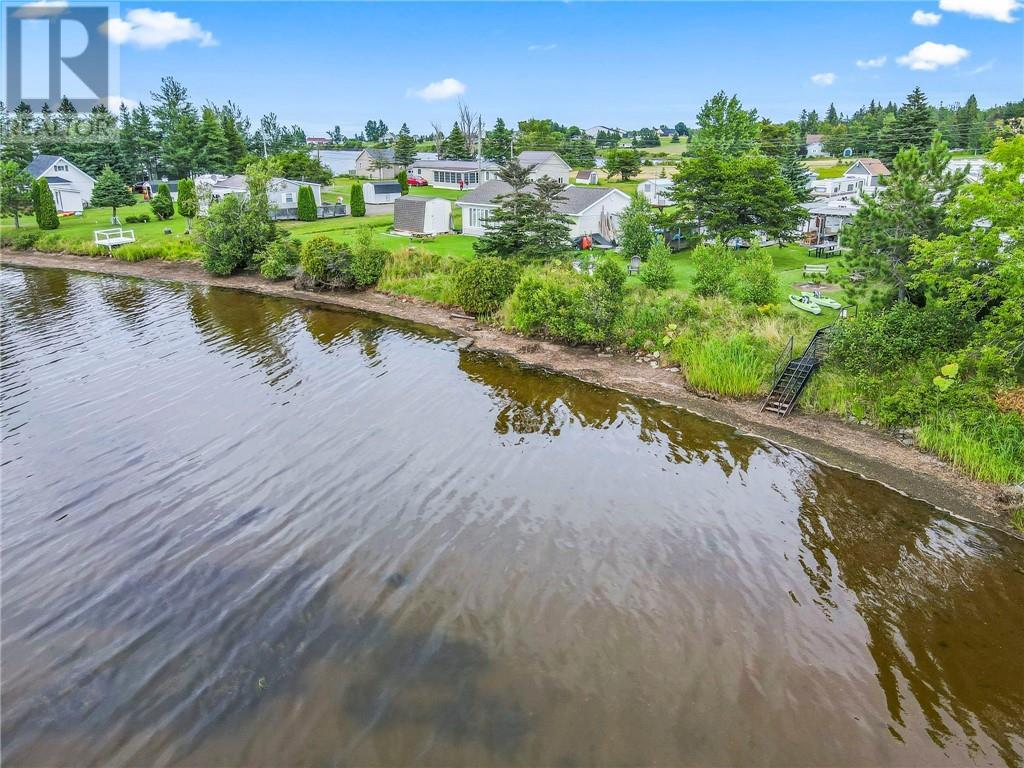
[25,155,95,213]
[408,158,501,189]
[456,180,631,240]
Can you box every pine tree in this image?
[0,102,34,165]
[889,87,937,160]
[221,113,248,171]
[197,106,230,173]
[482,117,514,162]
[296,185,317,221]
[176,177,198,232]
[473,160,538,258]
[90,166,136,222]
[393,123,417,167]
[442,122,472,160]
[34,179,60,229]
[826,103,839,126]
[150,183,175,220]
[350,183,365,217]
[779,153,813,204]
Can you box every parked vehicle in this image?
[407,175,428,187]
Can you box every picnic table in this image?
[807,243,838,258]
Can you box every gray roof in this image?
[517,151,569,168]
[411,158,499,171]
[458,179,621,215]
[217,174,249,190]
[393,196,426,233]
[368,182,402,193]
[363,148,396,162]
[25,154,60,177]
[42,176,71,184]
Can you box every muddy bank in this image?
[3,249,1021,537]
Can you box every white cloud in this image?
[939,0,1021,21]
[106,95,139,112]
[408,77,466,101]
[912,9,943,24]
[810,72,837,85]
[527,43,557,51]
[102,8,217,49]
[969,59,996,73]
[897,41,971,69]
[12,0,68,18]
[856,55,888,68]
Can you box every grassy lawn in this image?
[618,243,858,319]
[636,136,690,156]
[806,161,853,179]
[0,195,194,246]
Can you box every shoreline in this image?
[4,249,1022,538]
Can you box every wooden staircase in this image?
[761,326,834,416]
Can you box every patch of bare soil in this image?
[793,282,842,292]
[4,249,1021,538]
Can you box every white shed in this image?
[393,196,452,236]
[363,182,402,204]
[25,154,95,213]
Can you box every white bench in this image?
[803,264,829,277]
[94,228,136,251]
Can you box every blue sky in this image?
[105,1,1024,134]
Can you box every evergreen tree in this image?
[639,240,675,290]
[529,176,573,260]
[482,117,513,162]
[349,183,365,217]
[393,123,417,167]
[779,153,813,204]
[442,122,472,160]
[150,183,175,220]
[197,106,230,173]
[473,160,543,259]
[176,177,198,232]
[845,132,967,303]
[619,194,656,262]
[825,103,839,126]
[296,184,317,221]
[884,86,937,162]
[221,112,248,170]
[0,102,34,165]
[397,168,408,193]
[0,161,34,228]
[34,179,60,229]
[90,166,136,221]
[604,149,641,181]
[130,104,160,182]
[150,77,198,177]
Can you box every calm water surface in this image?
[2,266,1022,767]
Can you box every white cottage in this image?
[637,178,674,206]
[842,158,890,192]
[805,134,827,157]
[195,174,322,215]
[408,159,500,190]
[25,154,95,213]
[517,151,572,184]
[457,181,631,240]
[393,196,452,236]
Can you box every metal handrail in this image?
[772,336,794,381]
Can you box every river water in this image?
[1,265,1022,767]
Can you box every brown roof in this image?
[806,134,825,143]
[852,158,891,176]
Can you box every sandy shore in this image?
[4,250,1022,537]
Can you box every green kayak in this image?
[801,290,842,310]
[789,294,822,314]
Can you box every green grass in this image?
[635,136,690,156]
[917,413,1024,484]
[672,334,773,396]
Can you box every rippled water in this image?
[2,265,1023,767]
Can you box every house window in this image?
[284,193,295,204]
[54,163,68,172]
[467,172,478,185]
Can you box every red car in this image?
[406,174,428,187]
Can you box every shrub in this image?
[150,184,175,220]
[638,240,674,290]
[9,230,40,250]
[34,179,60,230]
[125,214,152,224]
[505,257,626,345]
[350,183,365,217]
[619,291,699,349]
[177,178,199,231]
[397,169,408,194]
[298,235,354,288]
[195,192,277,276]
[350,227,388,287]
[296,185,317,222]
[454,256,521,315]
[829,302,971,373]
[691,241,735,297]
[258,238,301,280]
[732,247,779,305]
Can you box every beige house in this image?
[354,148,401,179]
[517,151,572,184]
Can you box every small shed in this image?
[393,196,452,236]
[574,169,598,185]
[363,181,402,205]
